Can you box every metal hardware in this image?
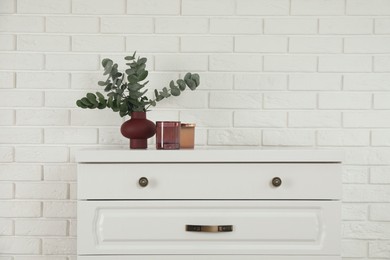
[272,177,282,187]
[138,177,149,187]
[186,225,233,233]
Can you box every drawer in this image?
[78,200,340,255]
[78,163,341,200]
[79,256,341,260]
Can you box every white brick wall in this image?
[1,0,389,259]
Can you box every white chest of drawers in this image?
[76,149,342,260]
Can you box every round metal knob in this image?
[139,177,149,187]
[272,177,282,187]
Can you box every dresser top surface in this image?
[76,147,343,163]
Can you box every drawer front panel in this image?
[78,200,340,255]
[78,163,341,200]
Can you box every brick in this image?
[45,90,85,108]
[343,166,369,184]
[342,240,367,258]
[14,256,67,260]
[344,148,390,165]
[0,35,15,50]
[375,18,390,34]
[318,130,370,146]
[18,0,70,13]
[344,74,390,90]
[17,72,69,89]
[15,146,69,163]
[0,90,43,107]
[43,238,76,255]
[16,220,67,236]
[43,201,76,218]
[263,129,315,146]
[199,73,233,90]
[126,36,179,53]
[210,54,262,72]
[342,203,368,220]
[289,111,341,127]
[182,0,235,15]
[372,130,390,146]
[155,91,207,109]
[71,109,123,126]
[0,127,42,144]
[0,53,44,70]
[370,204,390,221]
[0,16,44,32]
[0,0,15,13]
[0,201,41,217]
[69,220,77,236]
[0,219,13,235]
[182,36,233,52]
[155,18,208,34]
[70,183,77,200]
[73,0,125,14]
[0,183,13,199]
[179,110,232,127]
[17,34,70,52]
[46,54,99,71]
[319,56,372,72]
[369,241,390,258]
[127,0,179,14]
[73,35,125,52]
[0,164,42,181]
[71,72,102,89]
[147,72,180,91]
[291,0,345,15]
[343,221,390,239]
[45,128,98,144]
[208,129,261,146]
[210,18,263,34]
[264,92,316,109]
[264,18,317,34]
[344,184,390,202]
[235,36,287,53]
[320,18,373,34]
[237,0,289,15]
[374,56,390,72]
[319,92,371,109]
[0,72,14,88]
[345,37,390,53]
[0,237,40,254]
[155,55,208,71]
[0,147,13,162]
[101,17,153,34]
[289,37,342,53]
[264,55,317,72]
[44,164,76,181]
[210,92,262,109]
[235,74,287,90]
[371,166,390,183]
[99,127,128,145]
[289,74,341,90]
[16,109,69,126]
[344,111,390,127]
[46,16,99,33]
[234,111,287,127]
[347,0,390,15]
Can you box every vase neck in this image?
[131,111,146,119]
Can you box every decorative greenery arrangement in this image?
[76,52,200,117]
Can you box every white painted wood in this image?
[78,163,341,200]
[75,148,344,163]
[79,256,341,260]
[78,200,340,255]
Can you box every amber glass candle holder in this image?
[156,121,180,150]
[180,123,195,149]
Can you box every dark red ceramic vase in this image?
[120,112,156,149]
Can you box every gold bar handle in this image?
[186,225,233,233]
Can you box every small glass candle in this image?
[180,123,195,149]
[156,121,180,150]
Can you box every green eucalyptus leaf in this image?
[124,56,135,60]
[98,81,107,86]
[98,103,107,109]
[137,57,147,65]
[185,79,196,90]
[184,72,192,81]
[86,93,98,105]
[177,79,186,91]
[171,87,181,96]
[127,75,138,84]
[138,70,148,81]
[81,97,92,106]
[102,58,113,68]
[76,100,87,108]
[191,73,200,86]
